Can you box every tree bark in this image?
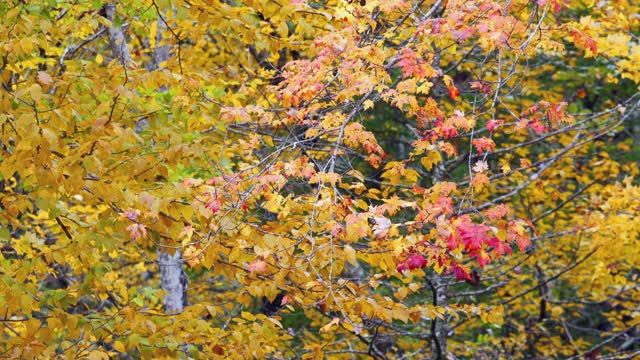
[431,275,448,360]
[104,2,131,66]
[151,7,188,314]
[158,249,188,313]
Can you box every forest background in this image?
[0,0,639,359]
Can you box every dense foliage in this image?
[1,0,639,359]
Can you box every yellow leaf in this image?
[393,306,410,323]
[87,350,109,360]
[241,311,255,321]
[29,84,42,102]
[267,317,283,328]
[320,317,340,332]
[149,20,158,49]
[395,286,408,300]
[344,244,357,265]
[421,150,442,171]
[363,99,374,110]
[113,341,126,353]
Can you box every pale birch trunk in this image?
[151,8,188,314]
[105,2,187,314]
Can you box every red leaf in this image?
[486,119,504,131]
[447,233,461,251]
[448,86,460,100]
[470,81,492,94]
[488,236,513,257]
[484,204,511,220]
[529,118,548,134]
[474,250,491,269]
[451,262,471,281]
[571,31,598,55]
[508,220,531,251]
[206,198,222,213]
[406,254,428,270]
[471,137,496,154]
[457,222,492,251]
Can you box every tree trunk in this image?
[151,7,188,314]
[104,2,131,66]
[105,1,187,314]
[158,249,188,313]
[432,275,448,360]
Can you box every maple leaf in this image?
[396,48,433,79]
[182,178,203,188]
[470,80,492,94]
[345,213,369,241]
[367,154,382,168]
[521,104,540,117]
[484,204,511,220]
[529,118,548,134]
[452,27,475,42]
[373,216,391,239]
[451,261,471,281]
[439,142,458,157]
[448,86,460,100]
[438,125,459,139]
[421,150,442,171]
[449,110,473,131]
[284,157,316,178]
[406,254,428,270]
[571,30,598,56]
[471,137,496,154]
[471,173,490,191]
[538,0,565,13]
[508,220,531,251]
[546,102,572,124]
[577,88,587,99]
[475,250,491,268]
[443,75,460,100]
[472,160,489,173]
[183,246,203,268]
[447,233,461,251]
[457,222,492,251]
[309,172,342,185]
[486,119,504,131]
[488,236,512,257]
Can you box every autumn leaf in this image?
[472,160,489,173]
[37,71,52,87]
[451,262,471,281]
[471,137,496,154]
[457,221,493,251]
[406,254,428,270]
[248,259,268,274]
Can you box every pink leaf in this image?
[406,254,428,270]
[248,259,268,273]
